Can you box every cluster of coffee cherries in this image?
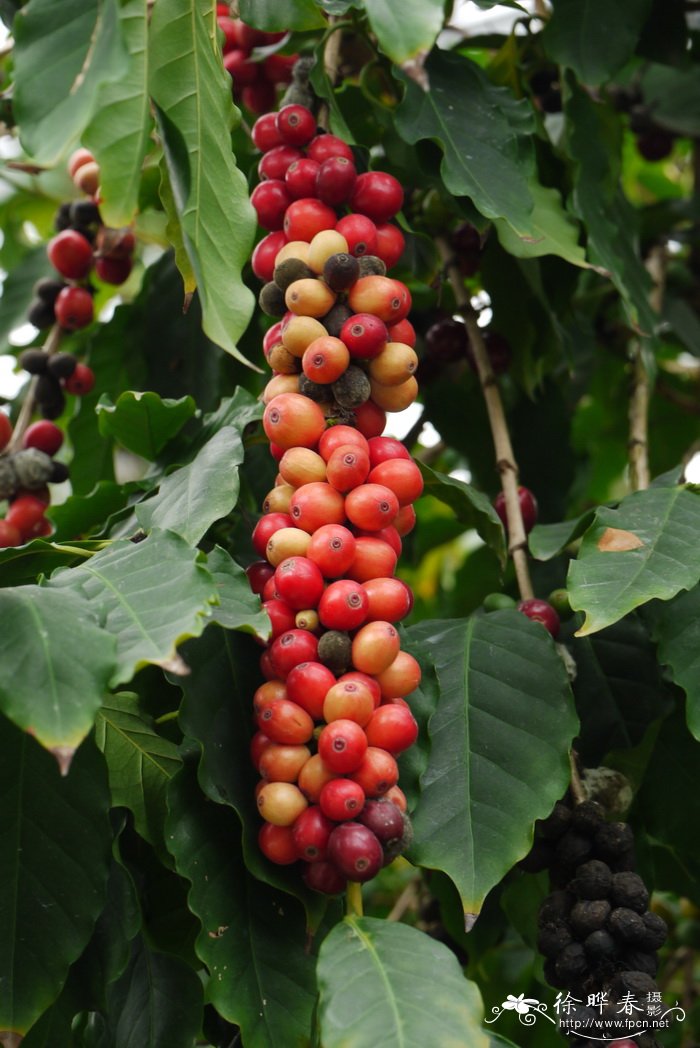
[245,108,423,893]
[526,799,667,1048]
[0,413,68,546]
[216,6,296,115]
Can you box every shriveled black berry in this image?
[357,255,386,277]
[554,830,593,870]
[47,352,78,380]
[537,921,573,958]
[35,373,63,407]
[610,872,649,914]
[69,199,101,229]
[640,911,667,950]
[609,969,658,999]
[19,349,49,374]
[298,374,331,403]
[332,366,371,409]
[594,821,634,859]
[583,928,618,963]
[40,391,66,420]
[517,839,555,873]
[542,957,568,989]
[321,302,352,337]
[570,899,611,938]
[537,801,572,841]
[571,801,605,837]
[609,847,636,873]
[317,630,352,675]
[570,859,612,900]
[538,889,575,926]
[554,942,588,984]
[27,299,55,329]
[273,257,315,291]
[49,461,69,483]
[323,252,360,291]
[34,278,66,304]
[54,202,72,231]
[608,907,647,946]
[621,948,659,977]
[258,282,287,317]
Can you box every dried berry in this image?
[554,831,593,871]
[537,921,574,958]
[19,349,49,375]
[608,907,647,946]
[621,949,658,977]
[321,302,353,337]
[317,630,352,675]
[610,872,649,914]
[332,365,371,409]
[518,839,555,873]
[570,860,612,900]
[583,929,618,963]
[554,942,588,984]
[640,911,667,950]
[570,899,611,938]
[594,821,635,860]
[538,889,575,926]
[570,801,605,837]
[323,252,360,291]
[274,257,315,291]
[47,352,78,380]
[357,255,387,277]
[259,281,288,317]
[536,801,572,841]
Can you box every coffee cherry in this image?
[358,799,405,844]
[362,577,411,622]
[252,112,284,152]
[68,147,95,179]
[223,48,260,85]
[345,483,399,531]
[302,336,349,384]
[335,213,378,257]
[292,805,334,862]
[340,313,388,360]
[320,779,365,822]
[350,746,399,797]
[253,231,287,282]
[0,520,22,547]
[54,287,94,331]
[320,301,352,338]
[46,352,77,380]
[303,859,346,894]
[257,697,315,745]
[351,621,400,675]
[307,134,354,164]
[357,255,387,277]
[493,486,538,533]
[374,223,405,268]
[323,679,375,727]
[307,523,357,578]
[64,363,95,395]
[284,198,337,242]
[318,579,369,631]
[259,145,304,182]
[258,822,298,865]
[374,650,421,699]
[275,556,325,609]
[276,104,316,147]
[263,393,326,450]
[348,276,411,324]
[516,598,560,638]
[388,319,416,346]
[22,420,63,456]
[47,230,93,279]
[95,256,132,285]
[326,445,370,493]
[27,299,56,328]
[350,172,404,223]
[252,511,293,557]
[258,743,311,783]
[285,157,321,199]
[318,719,368,774]
[316,156,357,207]
[285,661,336,720]
[317,630,352,675]
[367,459,423,507]
[285,278,336,318]
[322,252,360,292]
[246,561,275,595]
[0,412,13,452]
[266,527,311,566]
[290,482,345,532]
[352,399,387,439]
[328,822,383,881]
[257,781,308,826]
[251,180,292,231]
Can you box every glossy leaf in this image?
[417,461,507,568]
[654,585,700,741]
[48,483,132,543]
[544,0,653,85]
[95,692,182,845]
[493,180,587,267]
[149,0,256,364]
[49,530,218,685]
[167,762,323,1047]
[240,0,325,29]
[317,916,489,1048]
[568,485,700,636]
[104,934,203,1048]
[83,0,151,227]
[135,426,244,544]
[96,391,196,460]
[396,52,534,233]
[0,246,53,349]
[13,0,127,164]
[364,0,444,65]
[205,546,271,640]
[0,724,111,1037]
[528,509,596,561]
[0,585,116,751]
[406,612,577,922]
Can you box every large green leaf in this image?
[205,545,271,640]
[654,585,700,741]
[48,482,131,543]
[96,391,197,460]
[364,0,444,65]
[0,585,116,753]
[95,692,182,844]
[104,934,203,1048]
[49,530,218,684]
[149,0,256,364]
[83,0,151,227]
[0,723,111,1037]
[544,0,653,85]
[13,0,128,164]
[0,246,53,351]
[167,761,324,1048]
[177,625,327,925]
[417,461,506,568]
[239,0,326,29]
[565,81,656,337]
[493,180,587,267]
[406,612,577,922]
[567,485,700,636]
[528,509,596,561]
[317,917,489,1048]
[135,426,244,544]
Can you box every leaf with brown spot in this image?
[597,527,645,552]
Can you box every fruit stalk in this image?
[346,880,363,917]
[436,237,534,600]
[628,245,665,493]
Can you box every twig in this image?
[569,752,587,805]
[628,245,665,492]
[7,324,63,454]
[386,879,419,922]
[436,237,534,600]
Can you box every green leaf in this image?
[417,461,507,568]
[528,509,596,561]
[640,63,700,137]
[0,723,111,1037]
[493,179,587,267]
[83,0,152,227]
[317,916,489,1048]
[48,482,131,543]
[406,612,577,921]
[567,485,700,636]
[158,156,197,295]
[0,585,116,752]
[396,52,537,236]
[104,934,203,1048]
[95,692,182,845]
[167,761,325,1047]
[364,0,444,65]
[49,530,218,685]
[13,0,128,165]
[543,0,653,85]
[135,426,244,544]
[239,0,326,30]
[96,391,197,460]
[0,246,53,350]
[149,0,256,365]
[0,540,108,588]
[565,81,657,337]
[205,546,271,640]
[654,585,700,741]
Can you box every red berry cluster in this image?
[217,5,297,115]
[0,414,69,546]
[246,106,423,892]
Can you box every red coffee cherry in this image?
[493,486,539,534]
[316,156,357,206]
[6,495,49,539]
[350,171,404,223]
[339,313,388,360]
[284,198,337,242]
[258,743,311,782]
[362,577,412,622]
[252,112,284,152]
[323,679,375,727]
[347,537,397,583]
[252,231,287,281]
[365,705,418,755]
[303,859,346,894]
[317,719,368,774]
[22,420,63,456]
[285,661,336,720]
[54,287,94,331]
[320,778,366,822]
[516,598,560,637]
[292,805,334,863]
[275,556,325,609]
[264,53,298,84]
[326,444,371,493]
[327,822,383,881]
[0,411,12,452]
[366,436,410,468]
[345,483,399,531]
[257,697,315,746]
[374,650,422,699]
[307,134,354,164]
[276,105,317,147]
[394,504,416,537]
[302,336,350,384]
[241,81,277,116]
[269,627,320,679]
[47,230,93,280]
[307,523,357,578]
[318,579,369,631]
[223,48,260,85]
[350,746,399,798]
[374,223,405,268]
[262,393,326,450]
[367,459,424,507]
[246,560,275,595]
[290,482,345,533]
[251,180,293,231]
[348,275,411,323]
[335,214,378,257]
[95,255,132,285]
[64,362,95,394]
[0,520,23,547]
[351,621,400,675]
[387,318,416,346]
[352,400,386,439]
[285,158,321,200]
[252,511,293,557]
[258,822,298,865]
[318,425,370,462]
[262,598,297,639]
[258,145,303,181]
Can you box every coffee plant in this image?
[0,1,698,1046]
